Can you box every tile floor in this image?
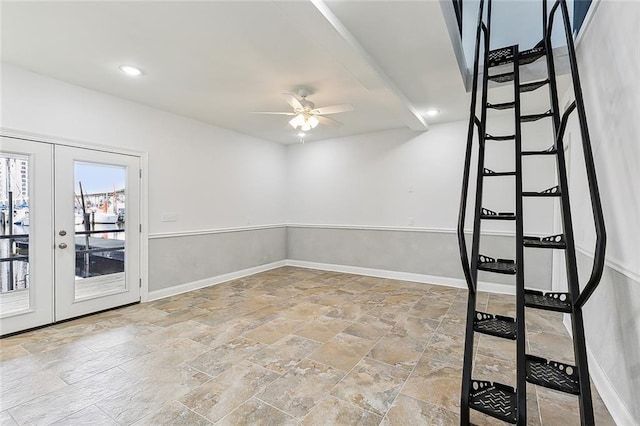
[0,267,614,425]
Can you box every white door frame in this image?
[0,128,150,307]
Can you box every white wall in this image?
[287,126,464,229]
[567,3,640,275]
[554,2,640,423]
[287,118,555,235]
[0,63,287,234]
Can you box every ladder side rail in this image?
[545,2,599,422]
[468,0,492,324]
[458,0,488,295]
[543,0,562,132]
[547,0,607,308]
[551,101,596,426]
[513,45,527,425]
[460,1,489,424]
[458,115,484,292]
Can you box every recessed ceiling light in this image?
[297,132,306,137]
[425,109,440,117]
[119,65,142,76]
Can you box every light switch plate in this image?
[161,212,177,222]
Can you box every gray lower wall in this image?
[578,251,640,421]
[147,225,553,293]
[148,227,287,292]
[287,226,552,289]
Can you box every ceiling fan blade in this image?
[281,93,303,111]
[317,115,343,128]
[311,104,354,115]
[250,111,296,115]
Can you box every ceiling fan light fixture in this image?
[308,115,320,129]
[289,114,305,129]
[263,93,352,132]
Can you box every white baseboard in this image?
[285,259,515,295]
[563,317,636,425]
[146,260,287,301]
[146,258,516,302]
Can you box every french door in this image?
[0,137,141,335]
[54,145,140,321]
[0,138,54,334]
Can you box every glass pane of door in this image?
[74,162,126,300]
[0,137,54,335]
[1,154,31,314]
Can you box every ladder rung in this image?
[487,41,545,68]
[478,255,517,275]
[485,134,515,141]
[522,146,557,156]
[469,380,518,424]
[481,208,516,221]
[488,72,514,83]
[523,185,561,197]
[524,234,566,249]
[488,76,548,93]
[524,289,572,313]
[526,355,580,395]
[521,110,553,122]
[488,46,516,68]
[483,168,516,177]
[487,102,515,110]
[473,311,517,339]
[520,79,549,93]
[519,43,546,65]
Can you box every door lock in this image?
[58,243,68,249]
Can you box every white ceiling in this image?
[0,1,562,144]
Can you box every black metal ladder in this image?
[457,1,606,424]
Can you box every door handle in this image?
[59,230,67,236]
[58,243,68,249]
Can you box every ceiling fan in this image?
[252,89,353,131]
